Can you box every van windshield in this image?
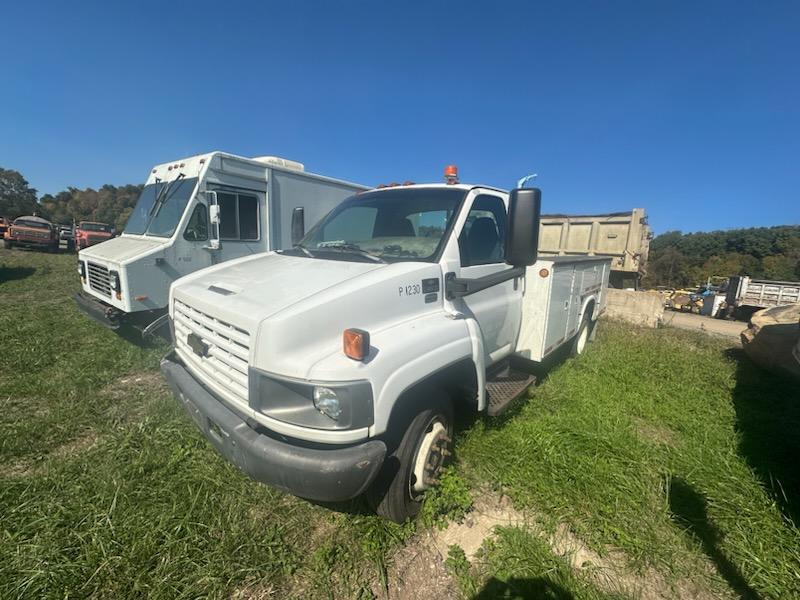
[296,187,465,262]
[124,177,199,237]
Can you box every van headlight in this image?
[109,270,121,293]
[249,368,373,430]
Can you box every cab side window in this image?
[217,191,260,241]
[458,195,506,266]
[183,204,208,241]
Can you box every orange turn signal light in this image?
[343,328,370,361]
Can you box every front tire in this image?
[3,240,12,250]
[367,398,453,523]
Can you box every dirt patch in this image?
[0,430,101,478]
[549,523,724,599]
[375,494,525,599]
[633,417,678,447]
[102,372,170,401]
[52,431,100,458]
[377,491,727,600]
[231,582,276,599]
[373,539,459,600]
[101,371,171,425]
[431,494,526,559]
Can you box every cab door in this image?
[178,200,214,273]
[456,191,523,365]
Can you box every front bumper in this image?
[74,291,122,329]
[160,354,386,502]
[10,237,54,248]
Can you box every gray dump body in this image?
[538,208,651,289]
[726,276,800,311]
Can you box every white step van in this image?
[161,169,611,522]
[75,152,366,333]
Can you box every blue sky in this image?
[1,1,798,234]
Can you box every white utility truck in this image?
[161,170,611,522]
[75,152,366,334]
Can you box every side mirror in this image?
[505,187,541,267]
[291,207,305,245]
[208,204,220,225]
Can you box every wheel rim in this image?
[410,417,450,499]
[576,322,589,354]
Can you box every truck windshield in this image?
[80,222,112,232]
[14,218,50,229]
[297,187,465,262]
[124,177,199,237]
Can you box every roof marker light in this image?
[444,165,459,185]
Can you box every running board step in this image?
[486,369,536,417]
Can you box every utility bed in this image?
[515,256,611,362]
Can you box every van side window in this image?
[238,194,258,240]
[183,204,208,241]
[217,191,260,241]
[458,195,506,267]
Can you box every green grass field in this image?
[1,250,798,599]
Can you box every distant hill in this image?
[643,226,800,287]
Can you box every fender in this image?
[367,311,477,437]
[581,296,598,322]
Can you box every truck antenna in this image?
[517,173,538,189]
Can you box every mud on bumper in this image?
[74,291,122,329]
[160,354,386,502]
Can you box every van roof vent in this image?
[251,156,305,171]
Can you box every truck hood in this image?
[172,253,383,333]
[172,252,443,379]
[79,235,168,264]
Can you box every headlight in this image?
[108,270,121,293]
[249,368,373,431]
[78,261,85,277]
[313,387,342,421]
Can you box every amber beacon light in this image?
[343,328,370,361]
[444,165,459,184]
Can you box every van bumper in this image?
[160,354,386,502]
[74,291,122,329]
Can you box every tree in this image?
[0,168,40,218]
[645,226,800,287]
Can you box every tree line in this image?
[3,165,798,283]
[0,167,142,231]
[643,226,800,287]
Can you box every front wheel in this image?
[3,240,12,250]
[367,398,453,523]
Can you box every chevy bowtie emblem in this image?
[187,333,209,358]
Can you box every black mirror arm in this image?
[445,267,525,300]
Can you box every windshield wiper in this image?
[294,243,315,258]
[318,243,386,263]
[150,173,185,218]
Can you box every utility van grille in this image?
[173,299,251,404]
[87,262,112,297]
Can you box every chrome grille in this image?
[173,299,251,405]
[87,262,112,297]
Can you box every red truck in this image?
[3,216,59,252]
[75,221,114,249]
